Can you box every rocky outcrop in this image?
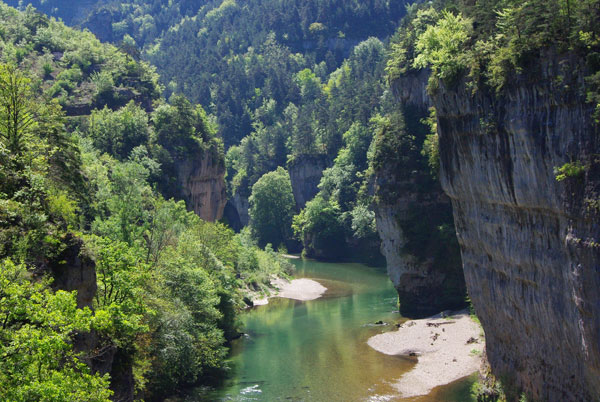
[430,56,600,400]
[390,68,431,110]
[372,87,466,316]
[374,178,466,317]
[47,234,97,309]
[288,155,328,209]
[224,193,250,231]
[177,151,226,222]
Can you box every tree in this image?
[413,10,472,86]
[249,167,295,248]
[86,101,150,160]
[0,259,112,402]
[0,64,37,156]
[292,195,346,258]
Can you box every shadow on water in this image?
[185,259,477,402]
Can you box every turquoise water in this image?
[191,259,476,402]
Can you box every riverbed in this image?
[190,258,477,401]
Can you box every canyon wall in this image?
[177,152,227,222]
[288,155,328,209]
[429,56,600,400]
[373,79,466,317]
[375,185,465,317]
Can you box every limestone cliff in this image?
[428,56,600,400]
[372,96,466,317]
[288,155,328,209]
[223,193,250,232]
[177,151,226,222]
[375,186,465,317]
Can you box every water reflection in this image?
[190,259,476,401]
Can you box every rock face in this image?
[430,57,600,400]
[372,87,466,317]
[48,235,97,309]
[374,179,465,317]
[177,152,226,222]
[288,155,328,209]
[224,193,250,231]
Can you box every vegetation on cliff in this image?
[388,0,600,97]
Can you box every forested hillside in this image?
[7,0,407,145]
[0,3,293,400]
[6,0,464,302]
[7,0,423,264]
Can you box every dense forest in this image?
[4,0,424,264]
[6,0,407,146]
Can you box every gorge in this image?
[0,0,599,401]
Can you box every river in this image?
[191,258,476,401]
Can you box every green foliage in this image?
[0,62,86,262]
[225,36,387,200]
[421,107,440,176]
[81,143,287,396]
[151,95,224,199]
[225,37,388,261]
[0,259,112,402]
[0,2,161,113]
[249,167,295,248]
[413,10,472,87]
[90,70,116,105]
[153,95,216,157]
[369,109,428,201]
[0,63,37,155]
[0,6,274,398]
[350,203,377,239]
[293,195,346,258]
[386,5,441,82]
[13,0,402,149]
[555,161,586,181]
[86,101,149,160]
[391,0,600,98]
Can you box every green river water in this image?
[191,258,476,402]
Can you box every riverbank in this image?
[368,310,484,398]
[252,277,327,306]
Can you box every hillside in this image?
[0,3,294,400]
[7,0,407,146]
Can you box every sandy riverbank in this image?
[253,277,327,306]
[367,310,484,398]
